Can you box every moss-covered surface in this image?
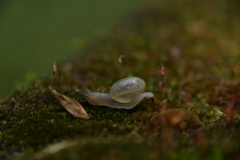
[1,0,240,159]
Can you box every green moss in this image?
[1,0,240,159]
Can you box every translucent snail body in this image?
[69,75,154,109]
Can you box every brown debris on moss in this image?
[151,108,202,130]
[49,87,89,119]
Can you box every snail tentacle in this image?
[72,75,91,93]
[68,89,90,96]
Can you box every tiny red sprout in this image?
[161,77,167,91]
[226,95,240,115]
[151,97,157,104]
[157,63,165,76]
[233,63,238,75]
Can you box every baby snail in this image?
[69,75,154,109]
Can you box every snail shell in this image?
[110,77,146,103]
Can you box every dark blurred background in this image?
[0,0,146,98]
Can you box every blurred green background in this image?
[0,0,146,98]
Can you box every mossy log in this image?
[1,0,240,159]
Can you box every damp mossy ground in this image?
[1,0,240,159]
